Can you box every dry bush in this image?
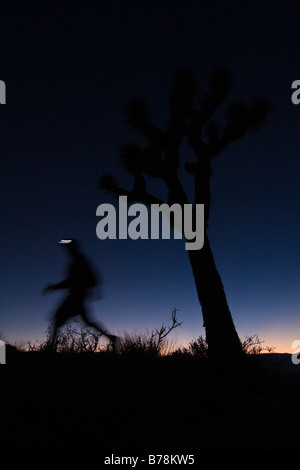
[28,320,105,353]
[115,308,182,356]
[241,334,275,355]
[172,333,274,359]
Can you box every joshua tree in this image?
[99,67,272,367]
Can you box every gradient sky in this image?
[1,1,300,353]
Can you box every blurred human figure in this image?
[43,239,117,350]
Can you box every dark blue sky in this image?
[1,1,300,352]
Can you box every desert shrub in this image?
[28,320,105,353]
[172,333,274,360]
[171,335,208,360]
[115,330,162,356]
[188,336,208,358]
[115,309,182,356]
[241,334,275,355]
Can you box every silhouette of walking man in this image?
[43,239,117,350]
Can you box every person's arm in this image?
[42,278,70,294]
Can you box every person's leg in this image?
[81,306,118,346]
[50,296,74,350]
[82,310,108,337]
[49,318,59,351]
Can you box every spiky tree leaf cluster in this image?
[100,66,272,216]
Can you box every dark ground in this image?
[1,347,300,450]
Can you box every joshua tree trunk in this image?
[186,159,245,366]
[188,234,244,366]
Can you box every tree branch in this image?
[98,172,165,206]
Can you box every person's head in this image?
[58,239,80,256]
